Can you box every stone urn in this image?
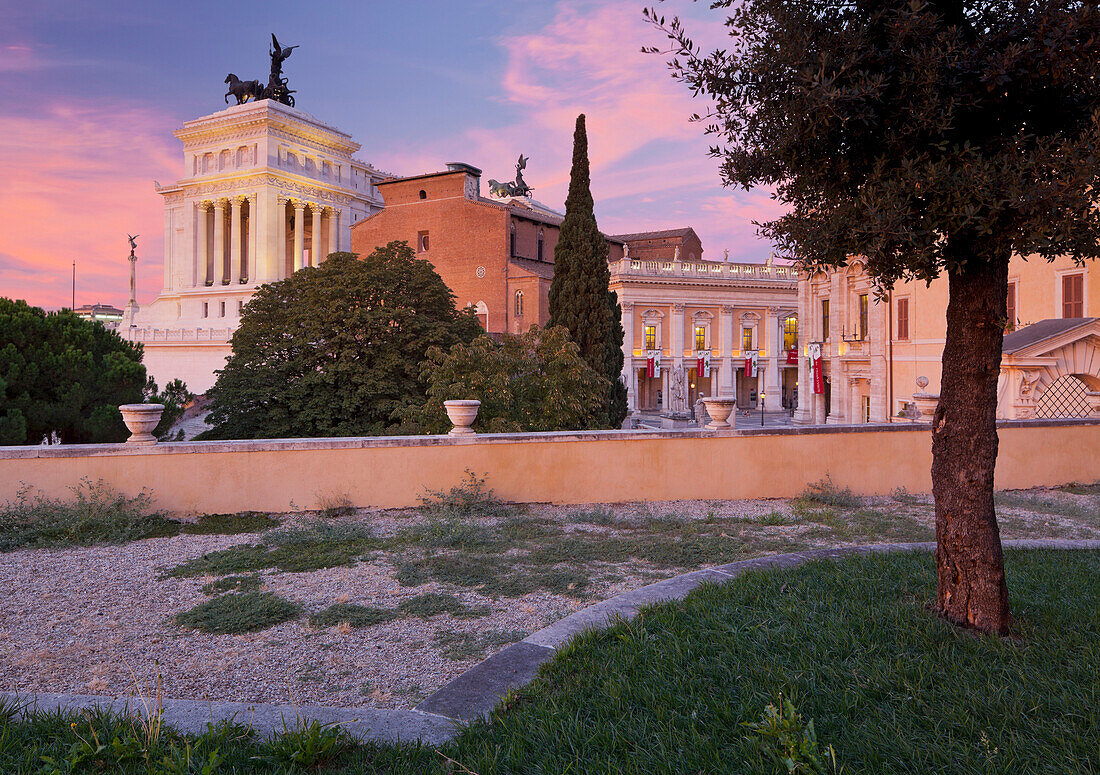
[443,400,481,436]
[119,403,164,446]
[911,376,940,420]
[701,396,738,430]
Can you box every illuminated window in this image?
[821,299,830,341]
[742,326,754,351]
[1006,283,1017,330]
[695,325,706,350]
[417,231,429,253]
[1063,273,1084,318]
[514,290,524,317]
[644,325,657,350]
[783,316,798,351]
[859,294,869,340]
[896,298,909,340]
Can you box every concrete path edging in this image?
[5,539,1097,745]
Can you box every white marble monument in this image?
[125,100,386,392]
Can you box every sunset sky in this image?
[1,0,784,310]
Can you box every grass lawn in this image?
[4,548,1097,774]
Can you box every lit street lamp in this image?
[760,392,766,426]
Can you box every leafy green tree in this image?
[548,114,630,428]
[648,1,1100,633]
[401,325,609,434]
[0,298,147,444]
[201,246,482,439]
[144,377,193,441]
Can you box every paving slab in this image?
[416,642,554,722]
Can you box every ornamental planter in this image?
[444,400,481,436]
[119,404,164,446]
[701,396,737,430]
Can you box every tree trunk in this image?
[931,249,1012,635]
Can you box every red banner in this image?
[697,356,705,376]
[744,356,752,375]
[787,348,798,365]
[646,357,655,378]
[810,344,824,395]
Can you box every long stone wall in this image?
[1,421,1096,514]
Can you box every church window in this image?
[1062,273,1084,318]
[509,223,517,257]
[694,325,706,350]
[419,189,427,200]
[537,229,544,261]
[418,231,430,253]
[645,325,657,350]
[515,290,524,317]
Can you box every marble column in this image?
[247,194,258,283]
[213,199,227,285]
[311,204,322,266]
[229,196,243,285]
[293,201,306,272]
[764,306,783,403]
[851,378,863,424]
[621,302,634,404]
[721,305,736,397]
[196,201,210,287]
[328,207,339,254]
[275,197,287,280]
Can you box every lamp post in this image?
[760,391,766,426]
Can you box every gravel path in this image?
[1,490,1095,711]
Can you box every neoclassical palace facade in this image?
[794,254,1100,425]
[124,100,386,392]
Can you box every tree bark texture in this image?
[931,250,1012,635]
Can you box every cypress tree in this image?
[548,114,629,428]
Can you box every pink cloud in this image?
[0,102,178,309]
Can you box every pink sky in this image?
[1,1,784,310]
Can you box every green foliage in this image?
[144,377,193,441]
[181,511,280,535]
[417,470,512,519]
[0,479,175,552]
[744,696,842,775]
[200,246,481,440]
[308,603,397,629]
[0,298,147,444]
[403,325,610,433]
[547,115,628,428]
[397,592,492,619]
[433,628,527,661]
[256,717,354,770]
[647,3,1100,284]
[173,591,301,634]
[795,476,863,509]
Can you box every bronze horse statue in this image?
[224,74,265,105]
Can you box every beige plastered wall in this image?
[2,422,1096,515]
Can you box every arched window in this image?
[419,189,427,200]
[514,290,524,317]
[510,223,517,257]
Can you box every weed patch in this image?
[201,574,263,595]
[0,479,176,552]
[181,512,280,535]
[794,475,863,509]
[174,592,301,634]
[309,604,397,629]
[995,490,1098,521]
[418,469,513,519]
[433,628,527,660]
[398,593,492,619]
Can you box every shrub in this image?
[173,592,301,634]
[418,469,511,519]
[181,511,280,535]
[795,476,863,509]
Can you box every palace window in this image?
[237,300,243,315]
[695,325,706,350]
[417,231,430,253]
[1006,283,1017,330]
[859,293,869,340]
[742,326,754,351]
[514,290,524,317]
[219,301,226,317]
[783,315,798,351]
[896,297,909,341]
[821,299,830,341]
[202,302,208,318]
[644,325,657,350]
[1062,273,1084,318]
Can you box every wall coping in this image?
[1,418,1096,460]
